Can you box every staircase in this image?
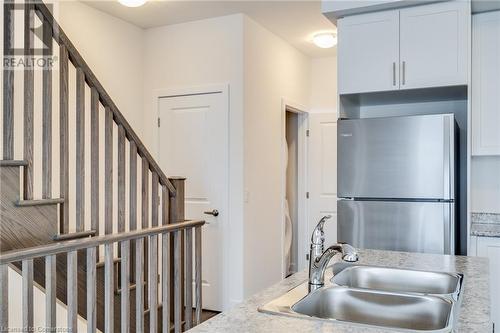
[0,1,204,332]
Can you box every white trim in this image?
[280,98,309,278]
[154,84,231,310]
[465,1,472,255]
[153,84,227,99]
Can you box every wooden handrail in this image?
[31,0,176,196]
[0,220,204,265]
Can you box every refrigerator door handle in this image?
[443,115,454,200]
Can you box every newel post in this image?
[168,177,186,332]
[169,177,186,223]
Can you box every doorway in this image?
[282,102,308,277]
[157,86,228,311]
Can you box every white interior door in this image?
[158,90,228,311]
[308,113,338,251]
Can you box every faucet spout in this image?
[308,245,340,292]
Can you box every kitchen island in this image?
[188,249,490,333]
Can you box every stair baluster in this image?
[86,247,97,332]
[173,230,182,333]
[45,254,57,330]
[195,226,203,325]
[118,125,126,234]
[0,265,8,328]
[59,44,70,234]
[23,3,34,200]
[104,243,114,332]
[120,240,130,333]
[130,142,138,281]
[149,235,159,333]
[135,237,145,333]
[75,68,85,232]
[42,16,52,199]
[90,87,100,249]
[185,228,193,330]
[22,259,34,330]
[67,251,78,331]
[162,231,171,333]
[142,157,150,313]
[3,0,15,160]
[105,106,114,236]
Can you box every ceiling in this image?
[83,0,338,57]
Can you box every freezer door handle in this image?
[443,204,455,255]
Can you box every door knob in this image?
[204,209,219,217]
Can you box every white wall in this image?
[58,0,145,134]
[243,16,310,297]
[142,14,244,154]
[310,56,338,114]
[142,14,245,308]
[142,13,314,302]
[471,157,500,213]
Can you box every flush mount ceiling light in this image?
[313,33,337,49]
[118,0,146,7]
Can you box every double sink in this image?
[259,263,463,332]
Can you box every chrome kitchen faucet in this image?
[308,215,359,292]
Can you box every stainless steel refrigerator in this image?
[337,114,458,255]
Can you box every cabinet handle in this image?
[402,61,406,85]
[392,62,396,86]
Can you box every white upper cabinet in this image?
[338,11,400,95]
[472,11,500,156]
[338,1,469,95]
[400,1,468,89]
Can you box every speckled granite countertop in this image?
[471,212,500,238]
[188,250,490,333]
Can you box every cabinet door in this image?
[472,12,500,156]
[400,1,469,89]
[477,237,500,328]
[338,10,400,94]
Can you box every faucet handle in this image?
[311,215,332,245]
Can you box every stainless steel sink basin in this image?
[332,265,462,296]
[292,286,453,331]
[258,264,463,332]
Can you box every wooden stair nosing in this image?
[0,160,28,167]
[96,257,121,269]
[114,273,160,295]
[115,281,147,295]
[16,198,65,207]
[53,230,96,241]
